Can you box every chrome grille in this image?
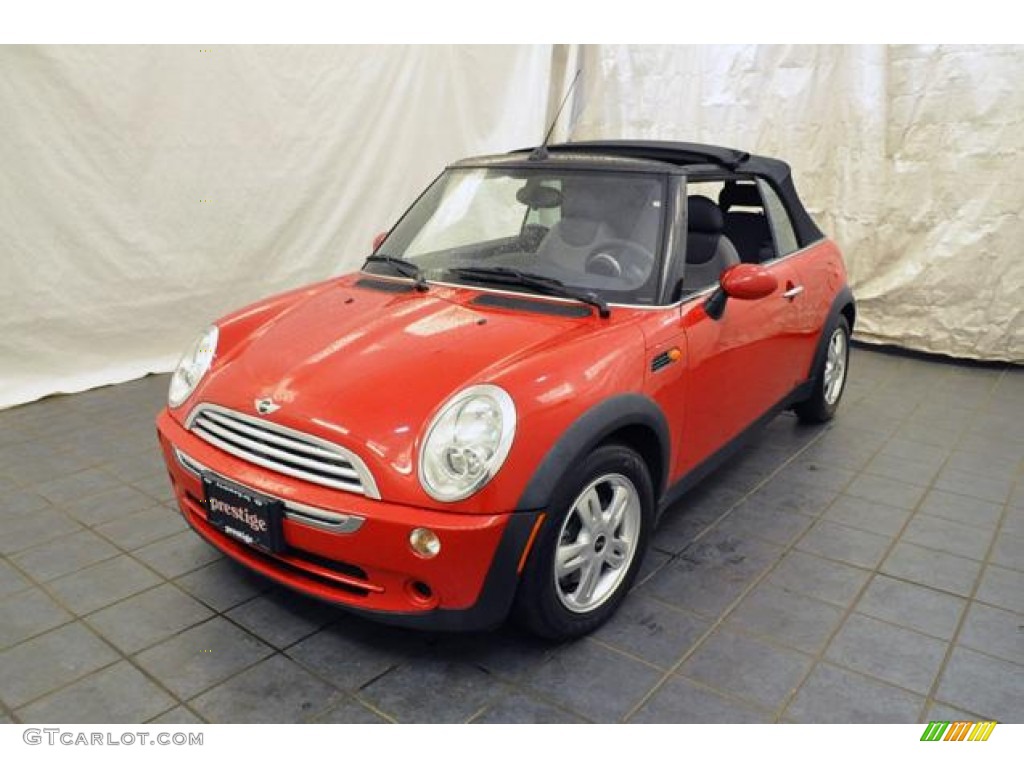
[186,404,379,498]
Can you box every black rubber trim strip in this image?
[516,394,671,510]
[657,380,813,517]
[471,293,591,318]
[354,277,416,294]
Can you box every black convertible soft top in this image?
[538,140,824,247]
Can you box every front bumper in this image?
[156,409,539,631]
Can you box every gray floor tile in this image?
[60,484,158,527]
[767,550,871,607]
[0,560,31,600]
[640,533,783,618]
[863,452,942,487]
[472,690,584,724]
[825,613,948,694]
[132,529,222,579]
[361,659,506,724]
[901,514,995,562]
[16,660,175,724]
[630,675,771,723]
[149,705,205,724]
[881,541,982,597]
[785,662,924,723]
[86,583,214,654]
[225,590,337,650]
[925,702,983,723]
[0,588,72,649]
[95,505,188,550]
[990,532,1024,572]
[0,492,52,517]
[821,494,911,537]
[856,575,966,640]
[47,554,162,615]
[591,595,709,669]
[933,467,1012,505]
[523,639,662,723]
[11,529,120,583]
[918,489,1003,529]
[175,558,272,612]
[975,564,1024,614]
[770,462,860,493]
[797,519,891,569]
[33,468,122,507]
[679,629,813,711]
[1002,507,1024,539]
[190,654,337,723]
[286,621,409,691]
[724,582,844,654]
[957,602,1024,665]
[712,499,815,547]
[936,646,1024,722]
[134,617,273,699]
[0,623,119,708]
[313,695,390,723]
[0,507,83,556]
[846,474,928,511]
[447,628,558,682]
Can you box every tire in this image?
[795,315,851,424]
[513,443,654,640]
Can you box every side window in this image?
[757,179,799,257]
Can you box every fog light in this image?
[409,527,441,558]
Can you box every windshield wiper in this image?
[364,254,428,292]
[449,266,610,318]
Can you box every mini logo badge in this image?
[254,398,280,415]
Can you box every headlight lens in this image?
[168,326,219,408]
[419,384,516,502]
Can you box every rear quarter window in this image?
[757,179,799,257]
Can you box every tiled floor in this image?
[0,346,1021,724]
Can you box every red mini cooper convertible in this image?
[157,141,854,639]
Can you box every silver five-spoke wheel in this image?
[823,327,847,405]
[554,473,641,613]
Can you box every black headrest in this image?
[719,182,761,211]
[687,196,723,234]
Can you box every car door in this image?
[669,258,804,477]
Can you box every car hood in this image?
[186,275,617,486]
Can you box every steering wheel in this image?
[585,239,655,284]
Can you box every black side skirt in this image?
[657,379,814,517]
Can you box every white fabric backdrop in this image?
[570,44,1024,363]
[0,45,552,409]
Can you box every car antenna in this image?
[529,69,582,162]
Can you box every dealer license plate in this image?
[202,473,284,553]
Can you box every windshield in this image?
[366,168,667,305]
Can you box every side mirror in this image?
[721,263,778,300]
[704,264,778,320]
[372,231,388,252]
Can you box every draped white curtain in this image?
[571,44,1024,363]
[2,44,1019,411]
[0,45,552,409]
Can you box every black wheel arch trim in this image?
[515,393,671,512]
[808,285,855,380]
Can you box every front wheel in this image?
[795,315,851,424]
[513,443,653,640]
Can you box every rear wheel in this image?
[513,443,653,640]
[795,315,851,423]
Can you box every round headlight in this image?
[419,384,516,502]
[168,326,219,408]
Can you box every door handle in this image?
[782,285,804,300]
